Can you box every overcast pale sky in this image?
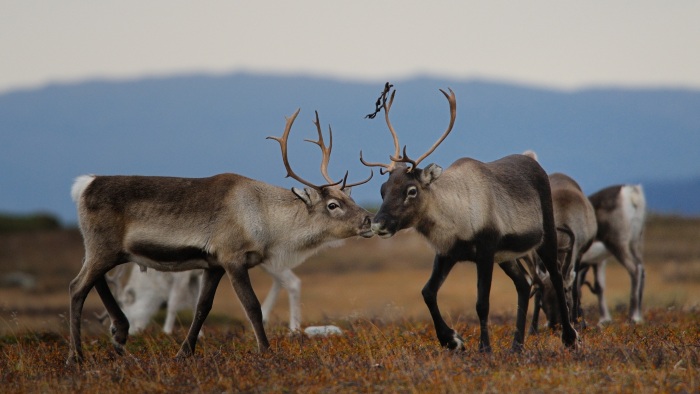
[2,1,700,94]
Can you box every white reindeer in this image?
[361,86,579,352]
[103,263,303,335]
[67,109,374,365]
[578,184,646,324]
[99,264,203,335]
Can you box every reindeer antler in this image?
[405,88,457,170]
[362,86,456,173]
[269,109,373,190]
[360,87,402,174]
[305,111,339,185]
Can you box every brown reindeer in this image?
[519,166,598,332]
[67,110,373,365]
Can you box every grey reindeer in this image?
[518,166,598,332]
[361,86,579,352]
[578,184,646,325]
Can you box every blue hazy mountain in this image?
[1,72,699,223]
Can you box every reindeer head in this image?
[361,87,456,238]
[269,109,374,239]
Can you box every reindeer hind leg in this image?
[537,230,579,349]
[499,260,531,352]
[67,253,123,365]
[94,275,130,353]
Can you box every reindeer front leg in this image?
[422,255,463,350]
[227,262,270,351]
[176,267,224,359]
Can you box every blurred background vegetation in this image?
[0,212,61,234]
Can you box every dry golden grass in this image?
[1,309,698,393]
[0,216,699,392]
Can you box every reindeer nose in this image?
[363,216,372,228]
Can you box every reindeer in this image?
[100,264,304,335]
[578,184,646,325]
[361,87,579,352]
[97,264,203,335]
[67,109,374,365]
[518,167,598,333]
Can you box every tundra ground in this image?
[1,216,698,392]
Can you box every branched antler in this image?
[404,88,457,170]
[305,111,338,185]
[362,86,456,173]
[269,110,373,190]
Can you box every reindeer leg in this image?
[164,272,190,335]
[475,257,495,353]
[575,262,592,328]
[609,242,644,323]
[261,267,302,332]
[629,239,645,324]
[538,242,579,349]
[175,267,224,359]
[260,271,282,325]
[421,254,462,350]
[530,287,542,334]
[593,260,612,325]
[499,260,530,352]
[94,275,129,354]
[67,257,118,365]
[227,263,270,351]
[281,269,302,332]
[67,266,92,365]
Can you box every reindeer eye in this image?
[328,202,339,210]
[407,186,418,198]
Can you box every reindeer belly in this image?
[494,230,544,263]
[127,242,213,271]
[443,229,543,263]
[580,241,610,264]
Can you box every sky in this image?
[2,1,700,95]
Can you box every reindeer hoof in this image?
[478,344,492,354]
[174,351,191,362]
[510,342,524,353]
[110,323,129,346]
[443,332,465,351]
[111,342,125,356]
[563,329,582,350]
[175,344,195,361]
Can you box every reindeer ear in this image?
[420,163,443,186]
[292,187,321,207]
[342,187,352,197]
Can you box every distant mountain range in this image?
[1,72,699,223]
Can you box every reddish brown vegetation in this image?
[1,216,699,392]
[1,309,698,392]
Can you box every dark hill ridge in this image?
[1,72,699,223]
